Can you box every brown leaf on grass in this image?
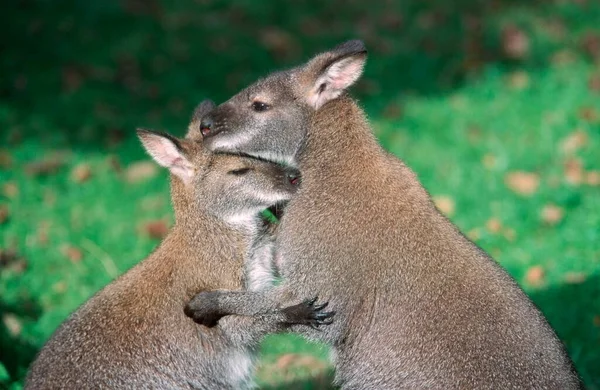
[467,228,481,241]
[541,204,564,225]
[125,161,158,183]
[0,149,12,169]
[25,153,68,177]
[505,171,539,196]
[525,265,545,287]
[482,154,496,169]
[141,220,170,240]
[589,74,600,93]
[550,49,577,66]
[593,315,600,327]
[0,249,27,274]
[0,204,9,224]
[578,106,599,123]
[503,228,516,242]
[564,158,584,185]
[433,196,455,217]
[106,155,122,173]
[486,218,502,234]
[585,171,600,186]
[382,102,403,119]
[564,272,586,284]
[506,71,530,90]
[107,128,126,148]
[581,32,600,60]
[2,182,19,198]
[61,244,83,263]
[52,281,68,293]
[501,25,530,60]
[559,130,588,154]
[70,163,92,184]
[2,314,22,337]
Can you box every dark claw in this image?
[281,298,335,329]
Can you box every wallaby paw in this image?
[184,292,226,328]
[281,296,335,329]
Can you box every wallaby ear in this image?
[137,129,195,183]
[298,40,367,109]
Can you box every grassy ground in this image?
[1,0,599,388]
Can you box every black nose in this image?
[199,116,213,137]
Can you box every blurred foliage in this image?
[1,0,599,388]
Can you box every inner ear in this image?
[137,129,195,183]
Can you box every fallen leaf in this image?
[25,153,68,177]
[61,244,83,263]
[502,25,530,60]
[564,159,583,185]
[125,161,158,183]
[551,49,577,66]
[0,204,9,224]
[52,281,68,293]
[2,314,22,337]
[594,315,600,327]
[525,265,545,287]
[505,171,539,196]
[581,32,600,60]
[585,171,600,186]
[589,74,600,93]
[506,71,530,90]
[559,130,588,154]
[142,220,170,240]
[467,228,481,241]
[274,353,327,372]
[579,106,599,123]
[2,182,19,198]
[0,150,12,169]
[486,218,502,234]
[503,228,516,241]
[70,163,92,183]
[482,154,496,169]
[382,102,403,119]
[0,249,27,273]
[433,196,455,217]
[541,204,564,225]
[564,272,586,284]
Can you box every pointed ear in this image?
[137,129,195,183]
[297,40,367,109]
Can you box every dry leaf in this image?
[564,159,583,185]
[579,107,599,123]
[503,228,516,241]
[486,218,502,233]
[593,316,600,327]
[2,182,19,198]
[0,204,9,224]
[564,272,586,284]
[541,204,564,225]
[2,314,22,337]
[70,163,92,183]
[24,153,68,176]
[585,171,600,186]
[61,244,83,263]
[505,171,539,196]
[467,228,481,241]
[433,196,455,217]
[581,32,600,60]
[559,130,588,154]
[589,74,600,93]
[142,220,170,240]
[0,150,12,169]
[125,161,158,183]
[506,71,530,90]
[274,353,327,372]
[382,102,403,119]
[502,25,530,60]
[482,154,496,169]
[525,265,545,287]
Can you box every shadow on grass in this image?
[0,299,42,386]
[531,274,600,390]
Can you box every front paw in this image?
[184,291,226,327]
[281,297,335,329]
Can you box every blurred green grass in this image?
[1,0,599,388]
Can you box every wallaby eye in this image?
[251,101,270,112]
[228,168,252,176]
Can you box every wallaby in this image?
[25,100,333,389]
[185,42,582,389]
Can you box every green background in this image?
[1,0,599,388]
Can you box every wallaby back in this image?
[189,43,582,389]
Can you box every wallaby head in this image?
[137,100,298,227]
[199,40,367,166]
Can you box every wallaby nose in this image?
[199,116,214,137]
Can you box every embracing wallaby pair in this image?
[25,101,333,389]
[186,40,582,389]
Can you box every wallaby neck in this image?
[299,96,384,171]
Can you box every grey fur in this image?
[187,43,582,389]
[25,101,331,389]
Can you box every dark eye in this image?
[251,101,270,112]
[228,168,252,176]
